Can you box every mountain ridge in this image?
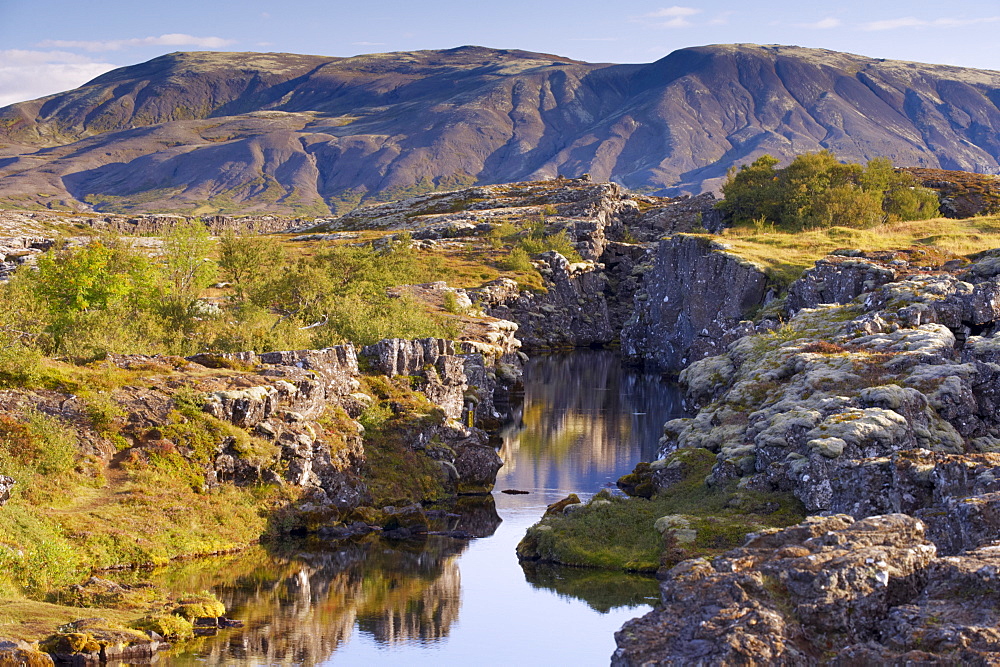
[1,43,998,215]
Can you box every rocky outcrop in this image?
[622,234,773,372]
[614,513,1000,666]
[646,247,1000,561]
[623,193,723,242]
[360,336,519,426]
[478,252,617,348]
[903,167,1000,218]
[359,337,513,494]
[0,475,14,506]
[0,235,54,279]
[0,639,53,666]
[785,254,898,314]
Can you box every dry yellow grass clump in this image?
[712,214,1000,285]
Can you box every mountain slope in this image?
[1,44,998,215]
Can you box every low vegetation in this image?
[517,448,805,573]
[0,226,461,375]
[708,214,1000,286]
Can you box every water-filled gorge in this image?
[159,350,684,665]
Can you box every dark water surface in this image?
[162,350,685,666]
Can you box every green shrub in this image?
[502,247,532,272]
[718,151,940,231]
[80,391,124,434]
[0,410,77,476]
[442,291,462,314]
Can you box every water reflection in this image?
[519,561,660,613]
[497,350,685,495]
[156,350,684,665]
[165,536,470,665]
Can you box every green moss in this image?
[358,376,451,506]
[129,613,194,640]
[517,447,805,572]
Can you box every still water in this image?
[163,350,685,666]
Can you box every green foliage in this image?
[0,410,78,477]
[502,246,534,272]
[246,236,455,347]
[217,230,284,303]
[160,220,217,316]
[0,223,458,363]
[80,391,124,434]
[358,376,450,506]
[442,291,461,314]
[28,240,159,356]
[486,221,518,248]
[719,151,940,231]
[0,342,44,388]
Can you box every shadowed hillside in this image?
[1,44,999,214]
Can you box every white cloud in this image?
[352,41,386,46]
[800,17,842,29]
[36,34,236,52]
[0,50,117,107]
[862,15,1000,30]
[636,6,701,28]
[645,6,700,18]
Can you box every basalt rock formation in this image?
[611,240,1000,662]
[2,44,999,213]
[621,234,774,371]
[614,513,1000,665]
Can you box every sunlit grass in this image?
[712,214,1000,285]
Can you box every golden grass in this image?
[713,214,1000,285]
[0,599,136,642]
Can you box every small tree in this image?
[218,230,285,304]
[161,220,216,316]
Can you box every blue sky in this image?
[1,0,998,106]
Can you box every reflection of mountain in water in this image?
[160,351,676,664]
[163,535,471,664]
[498,351,685,493]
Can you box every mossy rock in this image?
[39,632,100,655]
[347,506,387,525]
[617,462,656,498]
[129,613,194,641]
[173,592,225,620]
[381,505,429,532]
[544,494,581,516]
[0,645,54,666]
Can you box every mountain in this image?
[1,44,999,215]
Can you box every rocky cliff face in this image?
[614,513,1000,665]
[657,251,1000,552]
[611,244,1000,662]
[621,234,774,372]
[2,44,999,213]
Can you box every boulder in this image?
[786,255,896,314]
[0,475,14,506]
[452,444,503,494]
